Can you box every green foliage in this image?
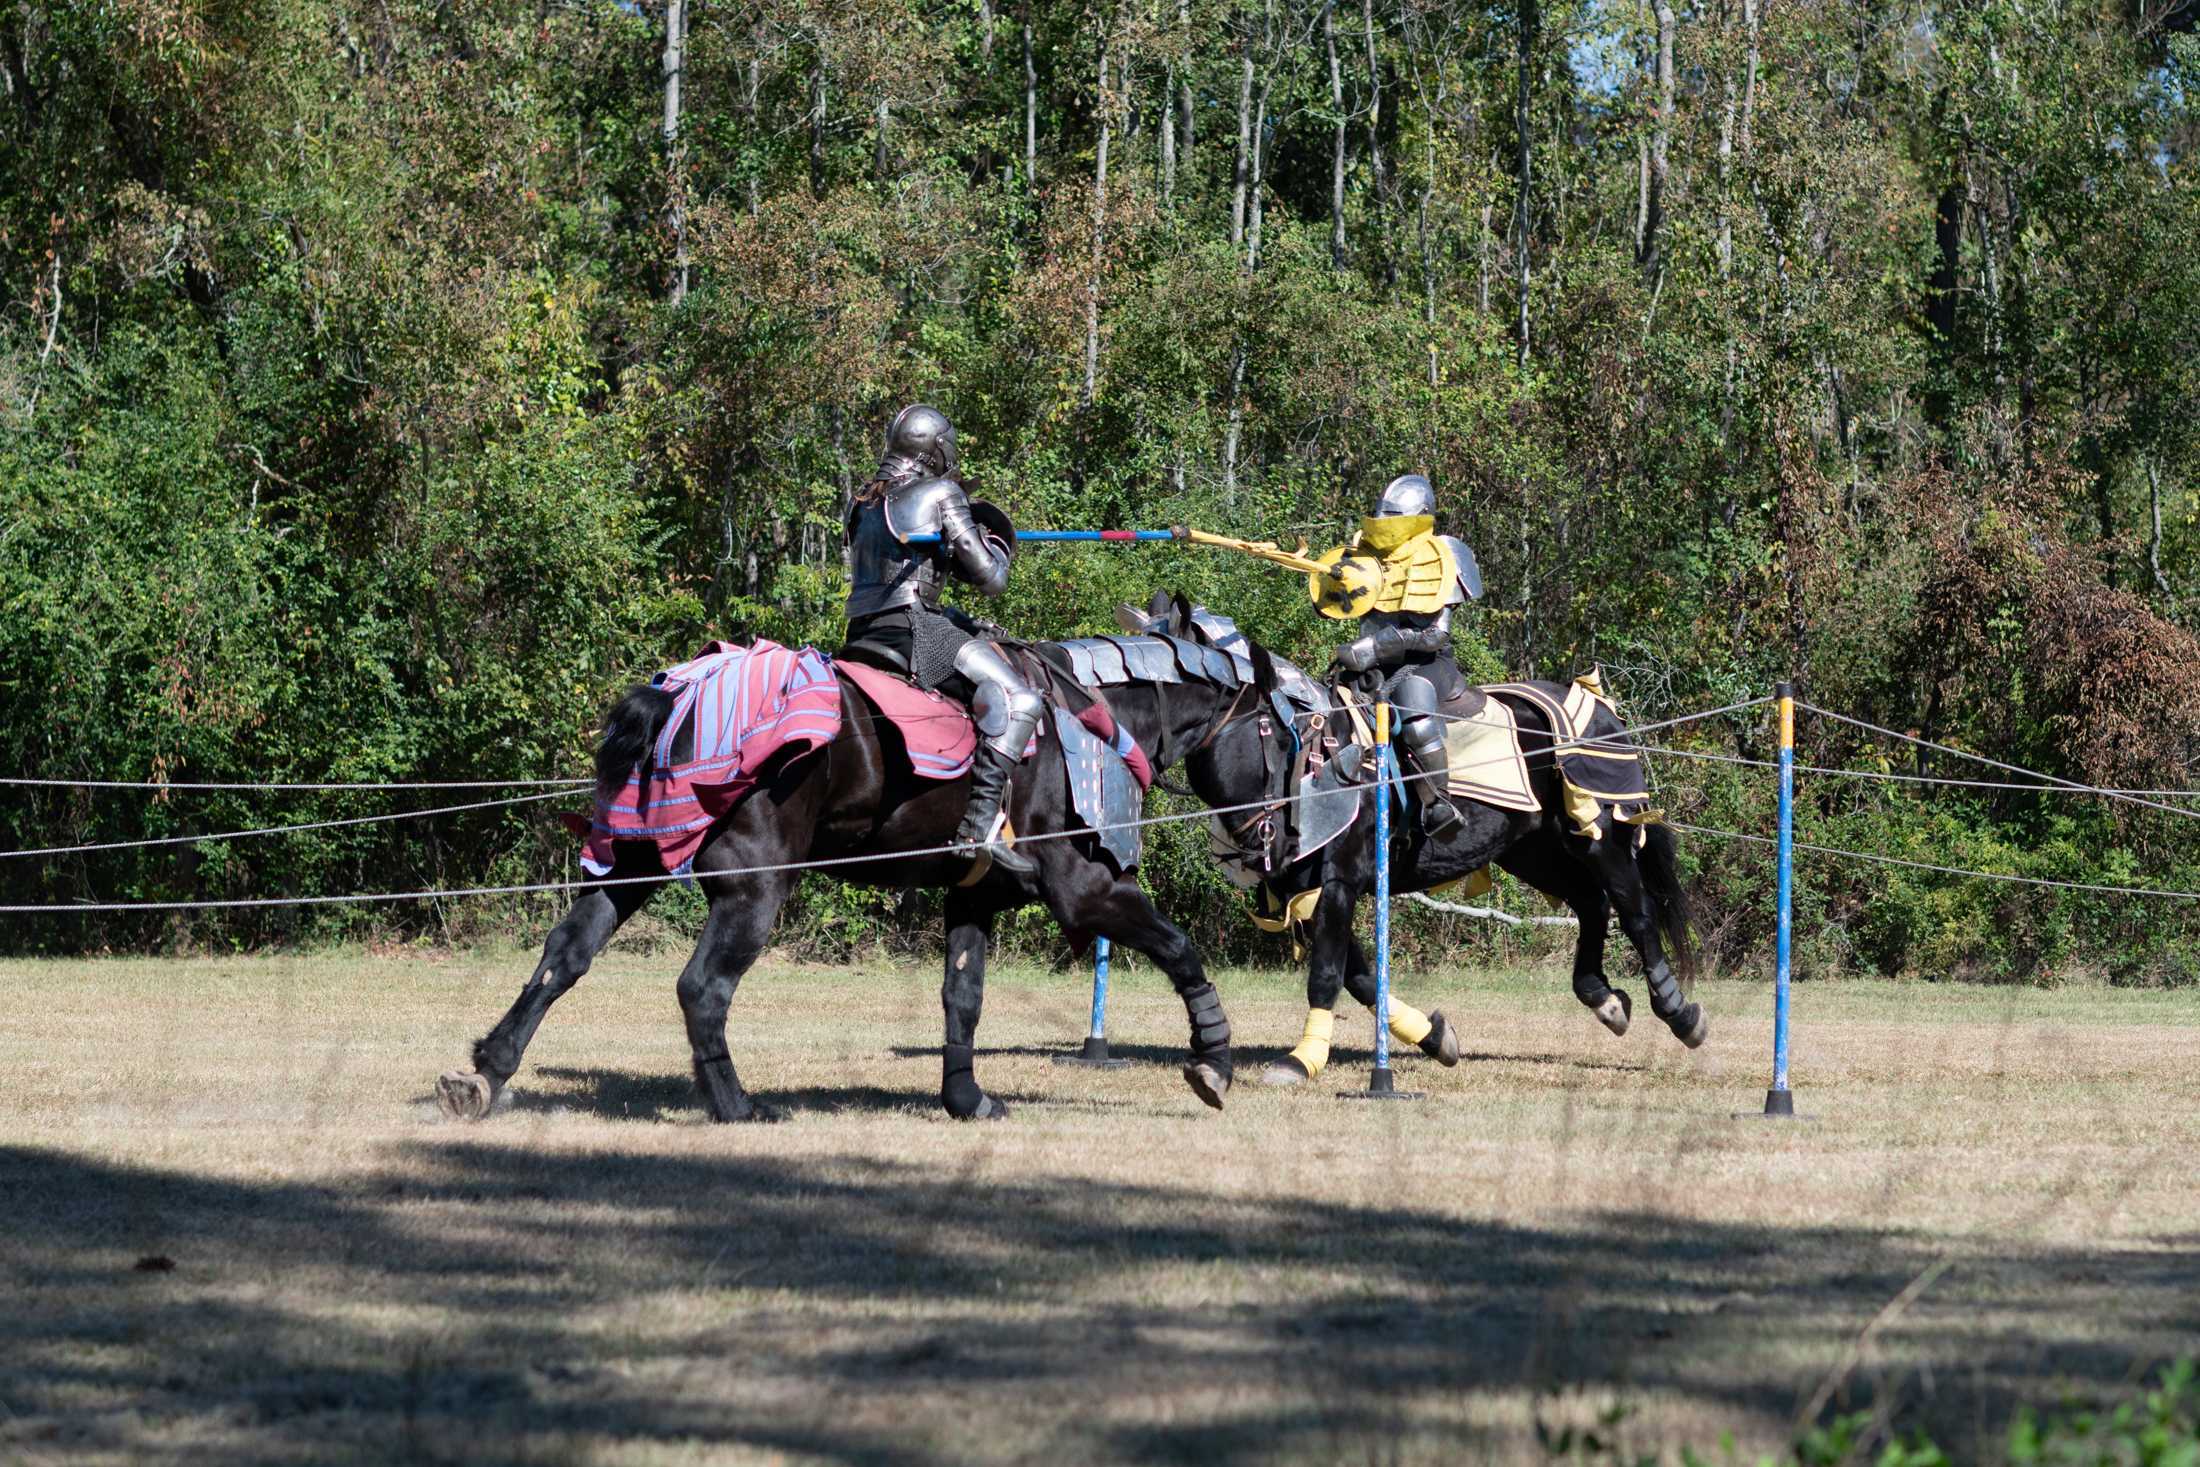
[1,0,2197,967]
[1543,1360,2198,1466]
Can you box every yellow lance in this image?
[1168,525,1383,619]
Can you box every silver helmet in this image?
[1374,473,1435,518]
[885,404,958,476]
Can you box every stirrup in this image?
[957,839,1036,883]
[1423,798,1464,837]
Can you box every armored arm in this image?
[1333,610,1453,673]
[936,487,1012,597]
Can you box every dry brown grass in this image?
[3,949,2195,1466]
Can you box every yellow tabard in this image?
[1307,518,1459,620]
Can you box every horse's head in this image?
[1172,624,1299,879]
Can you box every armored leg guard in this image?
[951,641,1044,879]
[1390,674,1463,837]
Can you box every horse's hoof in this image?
[736,1100,788,1123]
[1673,1005,1709,1049]
[1182,1062,1230,1111]
[1421,1011,1461,1067]
[971,1093,1009,1121]
[1595,990,1633,1037]
[436,1070,495,1121]
[1261,1056,1312,1087]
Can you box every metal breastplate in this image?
[846,489,950,619]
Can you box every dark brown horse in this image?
[1126,596,1702,1082]
[434,639,1266,1123]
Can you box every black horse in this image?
[1128,596,1702,1084]
[435,638,1261,1123]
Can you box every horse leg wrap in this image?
[1644,961,1707,1048]
[1383,1000,1434,1049]
[1182,983,1233,1082]
[1280,1007,1335,1080]
[941,1042,989,1118]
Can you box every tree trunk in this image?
[1362,0,1388,287]
[809,59,827,199]
[1177,0,1195,167]
[1024,16,1038,184]
[874,98,890,181]
[745,53,763,217]
[1084,38,1112,404]
[980,0,995,57]
[2148,456,2173,599]
[1637,0,1672,282]
[663,0,688,304]
[1160,59,1177,205]
[1326,0,1346,268]
[1230,28,1254,247]
[1513,0,1536,367]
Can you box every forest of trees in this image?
[3,0,2198,979]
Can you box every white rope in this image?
[0,789,575,860]
[1800,702,2200,825]
[1405,890,1579,926]
[0,696,1769,915]
[1667,819,2200,902]
[1642,742,2200,798]
[0,774,594,792]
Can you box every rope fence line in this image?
[1641,741,2200,798]
[0,698,1768,914]
[1667,820,2200,902]
[0,775,595,793]
[1800,702,2200,825]
[0,789,576,861]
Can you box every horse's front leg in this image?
[438,866,656,1120]
[941,894,1008,1120]
[1043,862,1232,1110]
[1263,877,1360,1086]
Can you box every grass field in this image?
[3,946,2196,1466]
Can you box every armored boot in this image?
[954,740,1036,878]
[950,640,1044,880]
[1398,728,1464,837]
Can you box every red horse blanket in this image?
[580,640,842,876]
[833,658,979,779]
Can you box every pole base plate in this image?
[1762,1087,1796,1117]
[1338,1067,1424,1101]
[1052,1036,1132,1069]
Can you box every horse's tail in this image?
[1636,820,1697,986]
[596,683,677,796]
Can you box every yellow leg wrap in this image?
[1286,1008,1335,1077]
[1384,1000,1434,1048]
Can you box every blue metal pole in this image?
[1370,711,1395,1094]
[1089,936,1112,1040]
[1766,682,1797,1117]
[1054,936,1130,1068]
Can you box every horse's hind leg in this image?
[940,893,1008,1120]
[1338,937,1460,1067]
[1589,833,1705,1048]
[679,868,797,1122]
[1496,839,1631,1037]
[439,871,656,1120]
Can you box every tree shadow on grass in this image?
[2,1142,2194,1466]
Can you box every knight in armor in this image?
[1323,473,1484,837]
[840,404,1043,878]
